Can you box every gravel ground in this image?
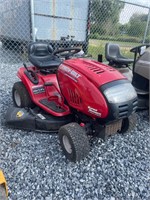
[0,50,150,200]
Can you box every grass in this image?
[88,39,140,61]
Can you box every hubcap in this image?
[62,135,72,154]
[14,90,21,107]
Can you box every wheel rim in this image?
[14,90,21,107]
[62,135,72,154]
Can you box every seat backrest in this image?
[105,43,121,61]
[29,42,53,57]
[28,42,61,70]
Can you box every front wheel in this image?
[12,81,34,108]
[118,113,137,134]
[58,123,90,162]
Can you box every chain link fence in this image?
[88,0,150,60]
[0,0,150,64]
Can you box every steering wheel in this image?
[53,47,81,59]
[130,44,150,54]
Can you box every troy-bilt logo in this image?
[60,64,81,79]
[16,110,24,118]
[88,106,101,117]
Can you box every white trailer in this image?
[0,0,90,50]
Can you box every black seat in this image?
[105,43,134,67]
[28,42,61,70]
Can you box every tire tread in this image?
[12,81,34,108]
[59,123,90,162]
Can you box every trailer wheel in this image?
[118,113,137,134]
[12,81,34,108]
[0,185,7,200]
[59,123,90,162]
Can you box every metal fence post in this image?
[143,8,150,44]
[30,0,36,42]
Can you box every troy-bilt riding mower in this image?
[6,42,138,162]
[0,170,8,200]
[105,43,150,110]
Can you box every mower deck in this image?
[5,106,73,132]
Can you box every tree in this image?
[90,0,125,36]
[119,23,130,35]
[128,13,148,37]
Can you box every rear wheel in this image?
[59,123,90,162]
[12,81,34,108]
[118,113,137,133]
[0,185,7,200]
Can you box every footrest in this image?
[39,99,65,113]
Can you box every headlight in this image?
[104,83,137,104]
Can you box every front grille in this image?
[118,104,128,118]
[118,98,138,118]
[133,99,138,111]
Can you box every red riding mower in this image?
[6,42,137,162]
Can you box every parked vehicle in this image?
[6,42,137,162]
[0,0,90,52]
[105,43,150,109]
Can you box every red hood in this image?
[63,58,126,87]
